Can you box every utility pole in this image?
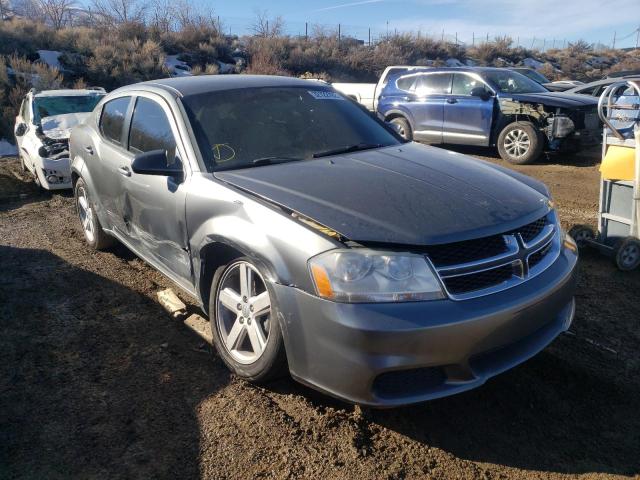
[386,20,389,38]
[441,28,444,42]
[486,32,489,43]
[472,32,474,46]
[612,31,616,49]
[338,23,341,45]
[305,22,308,40]
[455,32,457,45]
[516,36,519,47]
[368,27,371,46]
[636,27,639,49]
[542,38,545,51]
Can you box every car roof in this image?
[33,89,106,97]
[132,75,326,97]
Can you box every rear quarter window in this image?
[99,97,131,145]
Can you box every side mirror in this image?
[131,149,183,179]
[470,87,492,101]
[15,123,27,137]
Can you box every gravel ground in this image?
[1,148,639,480]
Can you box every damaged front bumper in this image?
[37,156,72,190]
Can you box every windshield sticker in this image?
[307,90,344,100]
[212,143,236,163]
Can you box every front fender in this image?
[186,174,341,295]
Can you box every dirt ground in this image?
[1,148,639,480]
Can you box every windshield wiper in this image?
[312,143,383,158]
[251,156,302,166]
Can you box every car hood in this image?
[40,112,90,140]
[502,91,599,108]
[215,143,551,246]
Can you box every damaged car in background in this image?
[378,67,600,164]
[69,76,578,407]
[14,87,105,189]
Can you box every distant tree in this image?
[251,9,284,38]
[91,0,146,26]
[568,40,592,54]
[39,0,76,29]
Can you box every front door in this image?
[121,95,192,286]
[442,73,493,146]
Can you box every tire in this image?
[389,116,413,141]
[568,224,595,249]
[497,121,544,165]
[74,177,114,250]
[613,237,640,271]
[209,257,287,383]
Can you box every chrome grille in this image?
[428,213,560,300]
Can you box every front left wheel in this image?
[209,258,287,383]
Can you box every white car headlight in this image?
[308,249,445,303]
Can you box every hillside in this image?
[1,16,639,143]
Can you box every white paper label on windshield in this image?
[308,90,344,100]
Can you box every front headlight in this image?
[308,249,445,303]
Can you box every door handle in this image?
[117,166,131,177]
[446,98,458,104]
[84,146,94,155]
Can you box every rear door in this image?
[402,73,452,143]
[92,95,134,233]
[442,73,494,146]
[122,94,191,285]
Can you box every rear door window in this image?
[99,97,131,145]
[414,74,452,95]
[128,97,177,163]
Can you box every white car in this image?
[14,88,105,190]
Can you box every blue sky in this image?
[210,0,640,48]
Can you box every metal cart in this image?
[569,79,640,271]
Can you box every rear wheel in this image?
[497,121,544,165]
[613,237,640,271]
[209,257,287,383]
[74,177,113,250]
[389,116,412,141]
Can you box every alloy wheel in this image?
[504,128,531,158]
[76,186,96,243]
[216,261,272,365]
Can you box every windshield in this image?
[33,95,104,123]
[514,69,549,84]
[482,70,549,94]
[181,87,401,172]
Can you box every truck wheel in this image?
[389,117,412,141]
[613,237,640,271]
[568,224,595,249]
[209,257,287,383]
[74,177,114,250]
[497,121,543,165]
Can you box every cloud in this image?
[311,0,385,13]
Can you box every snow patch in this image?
[164,55,192,77]
[0,139,18,157]
[37,50,62,70]
[445,58,464,67]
